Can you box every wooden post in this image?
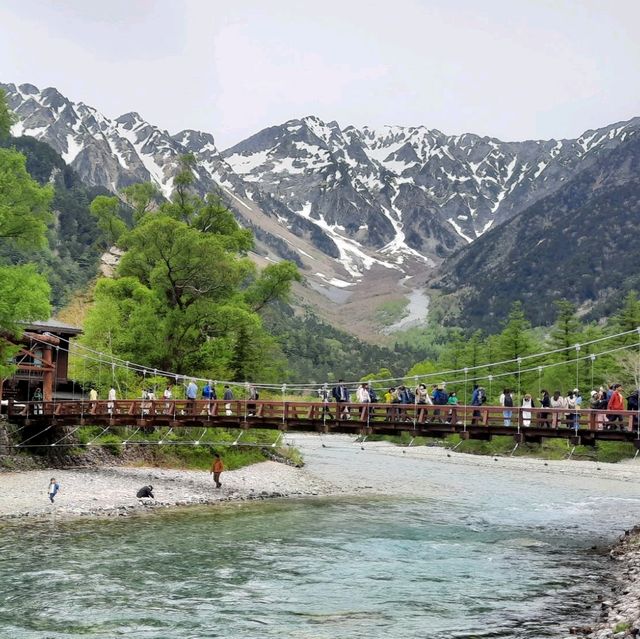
[42,346,53,401]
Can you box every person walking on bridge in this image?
[108,386,116,415]
[223,385,234,415]
[210,453,224,488]
[356,383,371,421]
[332,380,350,420]
[186,379,198,414]
[203,380,216,416]
[550,391,566,428]
[607,384,625,430]
[500,389,513,427]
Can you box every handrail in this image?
[3,398,640,432]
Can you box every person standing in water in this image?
[48,478,60,504]
[210,453,224,488]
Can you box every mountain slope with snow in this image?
[2,81,639,338]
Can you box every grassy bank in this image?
[0,424,303,471]
[364,432,637,463]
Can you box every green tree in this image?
[549,300,581,362]
[89,195,127,247]
[121,182,160,222]
[244,261,302,313]
[79,187,297,383]
[0,89,14,139]
[612,291,640,345]
[0,91,52,378]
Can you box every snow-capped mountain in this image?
[2,81,639,337]
[224,115,639,246]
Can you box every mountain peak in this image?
[115,111,145,128]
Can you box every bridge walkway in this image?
[5,400,640,447]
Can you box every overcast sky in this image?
[1,0,639,149]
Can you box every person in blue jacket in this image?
[48,478,60,504]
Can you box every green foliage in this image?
[0,147,52,247]
[244,261,302,313]
[261,306,432,383]
[77,176,298,386]
[613,622,631,634]
[121,182,160,222]
[90,195,128,247]
[75,425,286,470]
[0,88,14,139]
[1,134,114,307]
[0,97,53,377]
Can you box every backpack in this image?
[503,394,513,407]
[478,389,486,404]
[434,389,448,405]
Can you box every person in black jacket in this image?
[332,380,350,419]
[136,485,154,499]
[628,390,639,428]
[539,390,551,428]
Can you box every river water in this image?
[2,438,640,638]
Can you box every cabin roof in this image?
[24,319,83,336]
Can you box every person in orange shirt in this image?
[210,453,224,488]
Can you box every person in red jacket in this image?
[607,384,625,430]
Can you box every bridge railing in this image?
[4,399,640,432]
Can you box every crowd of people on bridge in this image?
[25,376,639,431]
[317,380,639,430]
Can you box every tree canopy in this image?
[77,170,300,392]
[0,90,52,377]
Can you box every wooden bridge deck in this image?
[5,400,640,446]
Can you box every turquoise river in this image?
[2,436,640,638]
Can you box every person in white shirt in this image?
[163,384,173,415]
[107,387,116,415]
[521,393,534,427]
[549,391,567,428]
[356,383,371,420]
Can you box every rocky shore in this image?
[0,461,339,521]
[567,528,640,639]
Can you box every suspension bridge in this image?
[5,398,640,449]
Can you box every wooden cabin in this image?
[1,319,82,403]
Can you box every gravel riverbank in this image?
[0,461,338,521]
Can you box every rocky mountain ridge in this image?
[2,81,639,337]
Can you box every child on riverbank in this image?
[47,478,59,504]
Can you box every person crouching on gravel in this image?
[210,453,224,488]
[136,485,154,499]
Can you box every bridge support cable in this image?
[158,427,174,445]
[463,368,468,432]
[49,423,86,447]
[59,326,640,395]
[85,425,112,448]
[15,423,54,448]
[122,426,141,447]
